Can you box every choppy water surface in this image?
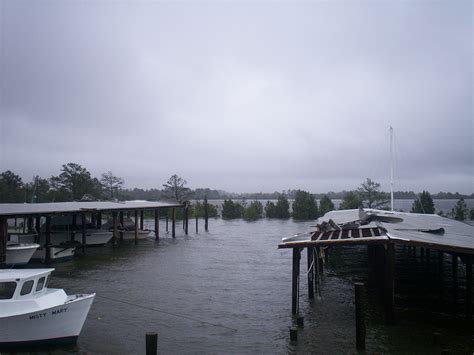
[30,218,473,354]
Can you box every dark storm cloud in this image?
[0,1,472,193]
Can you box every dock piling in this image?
[292,248,301,314]
[204,197,209,231]
[145,332,158,355]
[154,209,159,241]
[172,208,176,238]
[354,282,366,350]
[0,217,7,268]
[134,210,139,245]
[307,247,314,299]
[119,211,124,242]
[140,210,144,231]
[112,211,118,245]
[289,327,298,342]
[81,213,86,254]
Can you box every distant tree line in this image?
[1,167,472,222]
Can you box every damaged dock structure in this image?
[0,201,183,267]
[279,208,474,324]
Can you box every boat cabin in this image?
[0,269,53,301]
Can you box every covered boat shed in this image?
[279,208,474,321]
[0,201,183,267]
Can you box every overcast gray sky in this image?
[0,1,472,194]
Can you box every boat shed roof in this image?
[279,209,474,255]
[0,201,183,218]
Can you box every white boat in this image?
[6,242,40,266]
[31,246,76,263]
[49,230,113,246]
[43,216,113,246]
[119,229,151,240]
[0,268,95,350]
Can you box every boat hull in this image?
[31,246,76,262]
[6,243,40,266]
[0,294,95,350]
[119,230,150,240]
[51,230,113,246]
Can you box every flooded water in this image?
[16,217,474,354]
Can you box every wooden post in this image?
[140,210,144,230]
[81,213,87,254]
[71,214,77,242]
[355,282,366,351]
[91,212,96,227]
[45,216,52,264]
[466,258,472,319]
[97,211,102,229]
[195,215,198,234]
[452,254,458,308]
[166,215,169,233]
[119,211,124,242]
[27,217,33,232]
[172,208,176,238]
[384,243,395,325]
[204,197,209,231]
[318,247,324,274]
[154,209,159,241]
[35,216,41,243]
[145,332,158,355]
[0,217,7,268]
[307,247,314,299]
[184,205,189,236]
[134,210,139,245]
[292,248,301,314]
[112,211,118,246]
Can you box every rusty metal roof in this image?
[279,209,474,254]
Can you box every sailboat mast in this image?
[390,126,394,211]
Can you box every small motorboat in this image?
[0,268,95,350]
[6,242,40,266]
[31,245,76,263]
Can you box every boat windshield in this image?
[0,281,17,299]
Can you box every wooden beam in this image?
[134,210,139,245]
[204,197,209,231]
[384,243,395,325]
[112,211,118,245]
[119,211,124,242]
[0,217,7,268]
[466,258,472,320]
[307,247,314,299]
[81,212,86,254]
[45,216,51,264]
[154,209,159,241]
[292,248,301,314]
[172,208,176,238]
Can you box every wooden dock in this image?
[279,208,474,323]
[0,201,186,266]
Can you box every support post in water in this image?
[195,214,198,234]
[172,208,176,238]
[112,211,118,246]
[354,282,366,350]
[45,216,52,264]
[140,210,144,231]
[384,243,396,325]
[134,210,139,245]
[166,214,169,233]
[97,211,102,229]
[466,257,472,319]
[145,332,158,355]
[292,248,301,314]
[184,204,189,236]
[0,217,7,268]
[307,247,314,299]
[154,209,159,241]
[119,211,124,242]
[204,196,209,231]
[81,213,86,254]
